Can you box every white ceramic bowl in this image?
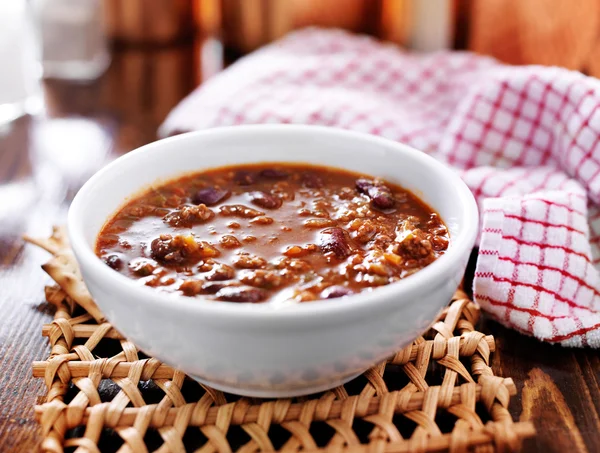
[68,125,478,397]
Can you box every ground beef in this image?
[233,253,267,269]
[304,218,335,228]
[219,235,242,249]
[219,204,264,218]
[239,269,284,289]
[283,244,318,258]
[163,204,215,227]
[396,230,435,263]
[204,263,235,281]
[129,258,158,276]
[250,216,274,225]
[273,257,312,272]
[348,219,379,243]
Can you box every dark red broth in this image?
[96,163,449,304]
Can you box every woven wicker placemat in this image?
[26,228,535,453]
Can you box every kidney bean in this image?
[151,235,183,263]
[192,187,230,206]
[302,172,323,188]
[355,178,395,209]
[234,170,256,185]
[104,254,122,270]
[201,281,235,294]
[260,168,289,179]
[319,227,352,259]
[321,285,353,299]
[249,191,282,209]
[430,235,449,251]
[216,286,267,302]
[370,187,395,209]
[355,178,373,193]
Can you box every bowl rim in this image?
[68,124,479,321]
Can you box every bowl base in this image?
[189,372,362,398]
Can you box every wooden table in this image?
[1,43,599,453]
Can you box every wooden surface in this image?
[0,42,599,453]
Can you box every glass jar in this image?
[0,0,43,127]
[34,0,110,81]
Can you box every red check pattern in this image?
[161,28,600,347]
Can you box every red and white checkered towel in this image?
[161,28,600,347]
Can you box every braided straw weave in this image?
[26,227,535,453]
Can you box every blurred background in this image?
[3,0,600,132]
[3,0,600,144]
[2,0,600,218]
